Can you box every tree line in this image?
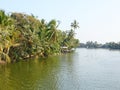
[0,10,79,63]
[79,41,120,49]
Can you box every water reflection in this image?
[1,49,120,90]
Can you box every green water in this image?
[1,48,120,90]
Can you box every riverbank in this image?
[79,41,120,49]
[0,10,79,63]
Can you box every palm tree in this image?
[0,10,80,63]
[71,20,79,30]
[45,20,60,54]
[0,10,15,63]
[46,20,57,42]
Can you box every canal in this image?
[0,48,120,90]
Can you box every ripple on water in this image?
[1,49,120,90]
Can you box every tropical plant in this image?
[0,10,80,63]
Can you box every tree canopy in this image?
[0,10,79,63]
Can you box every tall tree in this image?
[71,20,79,30]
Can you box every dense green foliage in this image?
[0,10,79,63]
[79,41,120,49]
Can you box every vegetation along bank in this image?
[0,10,79,63]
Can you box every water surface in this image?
[0,48,120,90]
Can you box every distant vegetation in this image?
[0,10,79,63]
[79,41,120,49]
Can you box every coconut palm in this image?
[0,10,79,63]
[46,20,58,42]
[0,10,15,63]
[71,20,79,30]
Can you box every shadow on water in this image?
[0,52,81,90]
[1,48,120,90]
[0,57,61,90]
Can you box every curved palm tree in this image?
[0,10,80,62]
[46,20,58,42]
[0,10,13,63]
[0,11,24,62]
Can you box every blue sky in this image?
[0,0,120,43]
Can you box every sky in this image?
[0,0,120,43]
